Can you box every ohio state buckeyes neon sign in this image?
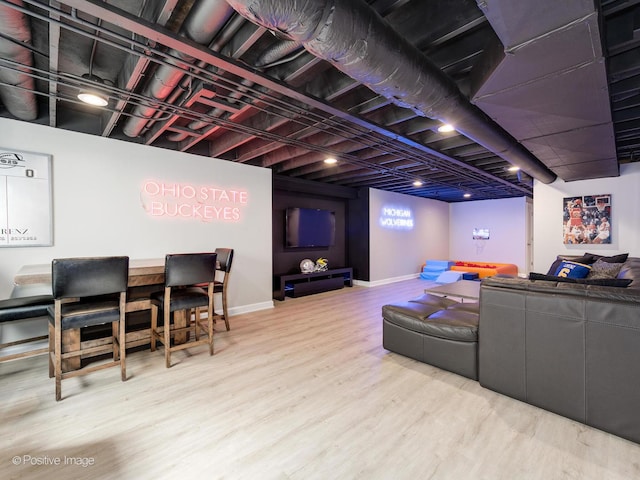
[140,180,249,222]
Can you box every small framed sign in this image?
[472,228,490,240]
[0,148,53,247]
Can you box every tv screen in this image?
[286,207,336,248]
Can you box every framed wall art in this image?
[562,194,611,245]
[0,148,53,247]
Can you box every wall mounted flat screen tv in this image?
[286,207,336,248]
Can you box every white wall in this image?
[449,197,529,274]
[368,188,449,284]
[533,162,640,273]
[0,118,273,314]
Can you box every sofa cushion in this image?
[422,309,478,342]
[447,302,480,314]
[382,302,444,325]
[554,261,592,279]
[409,293,458,309]
[381,301,478,342]
[618,258,640,288]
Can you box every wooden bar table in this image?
[14,258,165,290]
[13,258,190,370]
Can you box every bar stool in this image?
[149,253,217,368]
[0,295,53,363]
[214,248,234,331]
[48,256,129,401]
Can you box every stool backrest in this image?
[164,253,217,287]
[51,257,129,299]
[214,248,234,273]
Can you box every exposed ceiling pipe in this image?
[167,39,302,142]
[0,0,37,121]
[224,0,557,184]
[164,14,249,142]
[170,77,254,140]
[122,0,233,138]
[255,38,302,68]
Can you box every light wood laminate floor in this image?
[1,279,639,479]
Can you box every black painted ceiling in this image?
[0,0,637,201]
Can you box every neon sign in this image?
[379,205,414,230]
[140,180,249,222]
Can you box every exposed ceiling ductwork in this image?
[224,0,557,184]
[473,0,618,182]
[0,0,37,121]
[122,0,234,138]
[0,0,634,202]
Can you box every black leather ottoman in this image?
[382,293,479,379]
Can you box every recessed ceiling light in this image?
[463,193,471,198]
[413,180,423,187]
[77,91,109,106]
[437,123,455,133]
[324,157,337,164]
[507,165,521,172]
[77,73,109,107]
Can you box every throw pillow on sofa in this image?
[546,254,598,276]
[554,261,592,279]
[587,259,624,279]
[585,252,629,264]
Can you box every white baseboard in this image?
[354,273,420,288]
[227,300,274,317]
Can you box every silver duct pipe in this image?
[224,0,557,184]
[255,39,301,68]
[122,0,233,138]
[0,0,37,121]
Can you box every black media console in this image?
[273,267,353,301]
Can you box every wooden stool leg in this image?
[193,308,200,341]
[150,305,158,352]
[208,310,214,356]
[222,290,230,331]
[164,309,171,369]
[112,321,118,360]
[48,322,54,378]
[55,312,62,401]
[119,306,126,382]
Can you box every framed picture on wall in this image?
[472,228,490,240]
[0,148,53,247]
[562,194,611,245]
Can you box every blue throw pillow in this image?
[554,261,592,279]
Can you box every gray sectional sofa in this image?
[382,255,640,444]
[479,273,640,444]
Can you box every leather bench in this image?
[382,293,479,379]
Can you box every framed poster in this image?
[562,194,611,245]
[0,148,53,247]
[472,228,490,240]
